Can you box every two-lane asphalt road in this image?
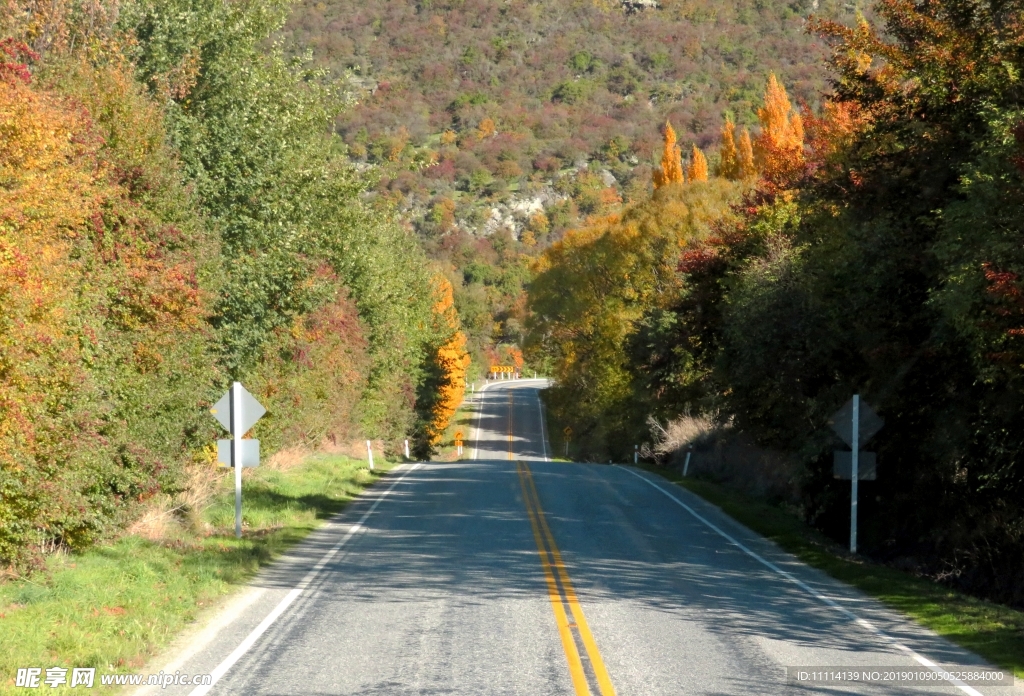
[143,380,1010,696]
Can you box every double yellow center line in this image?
[516,461,616,696]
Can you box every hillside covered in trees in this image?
[0,0,468,569]
[280,0,864,366]
[527,0,1024,608]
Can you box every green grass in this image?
[0,454,395,694]
[643,467,1024,678]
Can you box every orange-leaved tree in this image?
[424,274,471,445]
[718,120,757,180]
[737,127,757,179]
[652,120,685,188]
[687,144,709,182]
[718,121,739,179]
[477,117,496,139]
[497,344,525,371]
[753,73,805,186]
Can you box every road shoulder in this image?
[620,463,1024,690]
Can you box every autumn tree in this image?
[477,117,496,139]
[718,120,757,180]
[718,121,739,180]
[687,144,708,182]
[652,121,684,188]
[498,344,525,371]
[526,179,741,457]
[753,73,804,186]
[649,0,1024,606]
[420,275,471,446]
[737,128,757,179]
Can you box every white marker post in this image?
[404,439,410,459]
[366,440,374,470]
[634,445,638,464]
[683,450,692,477]
[850,394,859,554]
[233,383,243,538]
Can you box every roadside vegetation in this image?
[0,453,394,694]
[0,0,468,574]
[526,0,1024,612]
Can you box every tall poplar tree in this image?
[652,121,685,188]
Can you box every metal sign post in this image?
[829,394,884,554]
[210,382,266,538]
[233,384,242,539]
[851,395,859,554]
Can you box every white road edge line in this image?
[536,385,550,462]
[188,463,424,696]
[615,465,986,696]
[471,380,492,460]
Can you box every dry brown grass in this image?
[642,413,719,464]
[128,459,224,540]
[641,413,801,501]
[126,436,383,542]
[265,444,313,471]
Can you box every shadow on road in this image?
[248,461,981,685]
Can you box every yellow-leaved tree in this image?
[738,128,757,178]
[526,177,742,457]
[687,144,709,182]
[754,73,805,185]
[652,121,685,188]
[718,121,739,179]
[719,120,758,180]
[424,275,471,445]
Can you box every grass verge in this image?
[539,388,571,462]
[0,453,395,694]
[640,466,1024,679]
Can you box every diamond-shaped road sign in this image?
[833,451,877,480]
[217,439,260,468]
[829,397,884,448]
[211,384,266,436]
